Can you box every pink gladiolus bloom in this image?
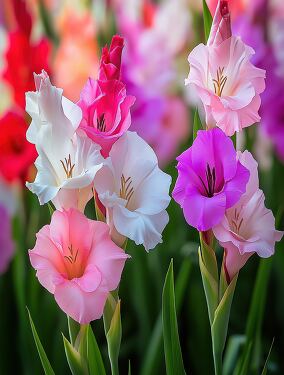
[78,36,135,157]
[29,209,128,324]
[213,151,283,282]
[172,128,250,231]
[98,35,124,81]
[186,1,265,136]
[78,78,135,158]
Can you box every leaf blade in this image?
[27,308,55,375]
[162,260,186,375]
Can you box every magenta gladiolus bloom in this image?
[172,128,250,231]
[78,35,135,157]
[29,209,128,324]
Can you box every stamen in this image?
[60,154,75,179]
[97,113,106,132]
[120,174,134,208]
[64,244,79,264]
[212,67,227,97]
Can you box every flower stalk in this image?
[198,232,238,375]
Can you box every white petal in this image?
[112,205,169,251]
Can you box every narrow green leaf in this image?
[219,255,228,301]
[235,258,273,375]
[38,0,59,44]
[232,133,237,149]
[68,316,80,347]
[223,335,246,375]
[193,108,203,139]
[261,338,275,375]
[199,232,218,283]
[203,0,213,42]
[162,260,186,375]
[47,202,55,217]
[128,360,131,375]
[198,248,218,325]
[104,298,122,375]
[141,260,191,375]
[211,274,238,375]
[27,308,55,375]
[237,342,253,375]
[87,326,106,375]
[62,335,86,375]
[94,195,106,222]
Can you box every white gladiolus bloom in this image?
[94,131,172,250]
[26,71,103,211]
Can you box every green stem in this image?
[212,337,223,375]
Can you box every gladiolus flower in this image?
[2,0,50,109]
[26,71,103,211]
[29,209,128,324]
[213,151,283,281]
[78,35,135,157]
[94,131,171,251]
[53,7,99,102]
[0,111,36,183]
[78,78,135,158]
[172,128,250,231]
[186,0,266,136]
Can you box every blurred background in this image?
[0,0,283,374]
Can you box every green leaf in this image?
[68,316,80,347]
[94,195,106,222]
[203,0,213,42]
[141,260,191,375]
[198,247,218,325]
[47,202,55,217]
[223,335,246,375]
[87,326,106,375]
[235,258,273,375]
[128,360,131,375]
[199,232,218,284]
[27,308,55,375]
[211,274,238,375]
[62,335,86,375]
[38,0,59,44]
[261,338,275,375]
[162,260,186,375]
[104,297,122,375]
[231,133,237,149]
[237,342,252,375]
[193,108,203,139]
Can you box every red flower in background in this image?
[1,0,51,109]
[0,111,36,182]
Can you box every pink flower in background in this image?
[99,35,124,81]
[0,205,14,274]
[172,128,250,231]
[29,209,128,324]
[78,78,135,157]
[186,0,265,136]
[213,151,283,281]
[143,97,190,167]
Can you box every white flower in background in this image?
[94,131,172,251]
[26,71,103,211]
